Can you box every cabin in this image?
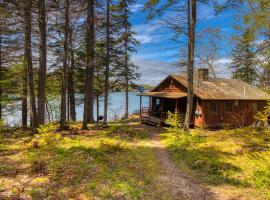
[139,69,269,129]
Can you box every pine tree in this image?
[68,30,76,122]
[37,0,47,126]
[0,9,2,121]
[103,0,110,126]
[82,0,95,129]
[231,29,258,84]
[118,0,139,118]
[60,0,70,130]
[24,0,38,130]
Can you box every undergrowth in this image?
[0,122,167,199]
[161,127,270,199]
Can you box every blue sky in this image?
[129,0,241,85]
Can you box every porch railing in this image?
[141,107,169,121]
[141,107,151,114]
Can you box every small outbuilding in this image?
[139,69,269,128]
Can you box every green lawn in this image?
[1,120,270,200]
[0,122,168,199]
[161,127,270,200]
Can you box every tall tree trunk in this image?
[184,0,196,132]
[22,52,28,128]
[24,0,38,130]
[68,31,76,122]
[124,0,129,118]
[37,0,47,126]
[60,0,69,130]
[0,22,2,120]
[82,0,95,129]
[96,93,99,122]
[103,0,110,126]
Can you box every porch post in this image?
[175,98,179,113]
[140,95,142,115]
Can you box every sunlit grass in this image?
[0,122,168,199]
[161,127,270,199]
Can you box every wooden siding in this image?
[154,77,187,93]
[198,100,267,128]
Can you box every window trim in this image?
[225,102,233,113]
[252,102,258,112]
[209,102,218,114]
[156,98,161,106]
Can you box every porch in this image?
[138,92,190,126]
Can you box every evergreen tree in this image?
[82,0,95,129]
[231,29,258,84]
[24,0,38,130]
[60,0,70,130]
[117,0,139,118]
[37,0,47,126]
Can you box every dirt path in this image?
[142,124,215,200]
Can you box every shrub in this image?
[165,111,185,134]
[255,101,270,127]
[35,124,62,147]
[37,123,56,134]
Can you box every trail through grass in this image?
[0,121,168,199]
[161,127,270,200]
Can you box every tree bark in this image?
[24,0,38,130]
[124,0,129,118]
[60,0,69,130]
[0,22,2,120]
[68,31,76,122]
[103,0,110,126]
[22,50,28,129]
[37,0,47,126]
[96,93,99,122]
[184,0,196,132]
[82,0,95,129]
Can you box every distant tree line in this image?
[0,0,139,131]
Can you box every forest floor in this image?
[0,116,269,199]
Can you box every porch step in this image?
[141,116,162,126]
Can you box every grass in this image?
[161,127,270,200]
[0,121,168,199]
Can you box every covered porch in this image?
[138,92,188,126]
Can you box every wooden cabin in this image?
[139,69,269,128]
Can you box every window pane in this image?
[252,103,258,112]
[225,102,233,112]
[156,98,160,105]
[210,103,217,113]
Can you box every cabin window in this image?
[156,98,161,105]
[252,103,258,112]
[209,103,218,113]
[225,102,233,113]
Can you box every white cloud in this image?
[130,4,144,13]
[212,58,232,78]
[133,23,172,44]
[132,56,233,85]
[132,57,179,85]
[134,35,153,44]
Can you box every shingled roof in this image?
[147,74,269,100]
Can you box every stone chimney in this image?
[198,68,209,81]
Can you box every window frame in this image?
[209,102,218,114]
[252,102,258,112]
[225,102,233,113]
[156,98,161,106]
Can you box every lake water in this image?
[76,92,149,121]
[4,92,150,126]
